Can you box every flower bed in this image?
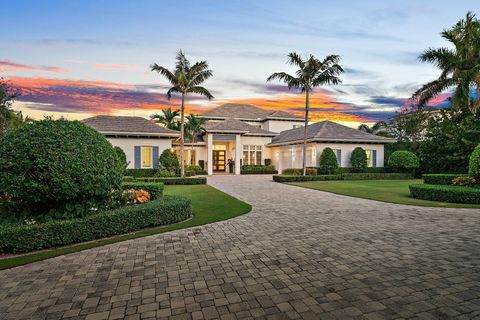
[121,182,164,199]
[409,184,480,204]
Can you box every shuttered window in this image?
[141,146,153,168]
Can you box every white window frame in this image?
[242,145,262,165]
[365,150,373,167]
[141,146,153,169]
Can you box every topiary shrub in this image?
[318,147,338,174]
[350,147,367,173]
[159,149,179,172]
[388,150,419,173]
[468,144,480,178]
[114,146,127,169]
[0,119,124,219]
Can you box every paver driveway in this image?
[1,175,480,320]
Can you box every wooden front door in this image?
[213,150,226,172]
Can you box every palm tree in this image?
[267,53,343,175]
[151,50,213,177]
[185,114,207,165]
[358,121,390,136]
[150,108,180,130]
[412,12,480,112]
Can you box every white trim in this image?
[100,131,179,137]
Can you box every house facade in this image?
[84,104,395,174]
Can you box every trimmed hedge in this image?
[409,184,480,204]
[342,173,413,180]
[318,147,338,174]
[0,196,191,253]
[273,175,342,182]
[468,144,480,178]
[125,169,157,178]
[133,177,207,185]
[282,168,317,176]
[387,150,419,173]
[422,174,465,185]
[121,182,164,199]
[241,165,278,174]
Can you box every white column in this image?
[235,134,241,175]
[207,134,213,175]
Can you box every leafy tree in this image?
[185,114,207,165]
[159,149,179,173]
[468,144,480,178]
[358,121,391,137]
[412,12,480,112]
[387,150,419,173]
[267,53,343,176]
[0,78,19,136]
[351,147,367,173]
[114,146,127,169]
[151,108,180,130]
[318,147,338,174]
[151,50,213,177]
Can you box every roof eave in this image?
[100,131,180,137]
[268,138,396,147]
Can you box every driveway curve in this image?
[1,175,480,320]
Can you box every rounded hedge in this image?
[159,149,179,172]
[388,150,419,173]
[319,147,338,174]
[468,144,480,178]
[351,147,367,173]
[0,119,124,218]
[114,146,127,168]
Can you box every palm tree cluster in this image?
[357,121,391,137]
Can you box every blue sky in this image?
[0,0,476,125]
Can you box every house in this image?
[84,104,395,174]
[82,115,179,169]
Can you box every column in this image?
[235,134,241,175]
[207,133,213,175]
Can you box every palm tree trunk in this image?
[302,89,310,176]
[180,93,185,178]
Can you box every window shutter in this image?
[134,146,141,169]
[153,146,159,168]
[336,149,342,167]
[372,150,377,167]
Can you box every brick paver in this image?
[1,175,480,319]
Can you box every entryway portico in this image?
[206,133,242,175]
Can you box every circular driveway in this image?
[1,175,480,319]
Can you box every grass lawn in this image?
[288,179,480,209]
[0,185,251,270]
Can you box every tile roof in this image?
[204,119,278,136]
[82,115,180,136]
[270,121,396,145]
[199,103,303,121]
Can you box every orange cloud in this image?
[0,60,63,73]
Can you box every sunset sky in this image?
[1,1,475,126]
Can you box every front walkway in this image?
[1,175,480,319]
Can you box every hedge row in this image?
[121,182,164,199]
[273,172,412,183]
[409,184,480,204]
[133,177,207,185]
[241,170,278,175]
[125,169,157,178]
[422,174,465,185]
[0,196,191,253]
[273,175,342,182]
[282,168,318,176]
[311,167,387,174]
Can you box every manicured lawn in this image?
[0,185,251,270]
[288,179,480,209]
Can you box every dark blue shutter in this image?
[153,146,159,168]
[336,149,342,167]
[372,150,377,167]
[134,146,141,169]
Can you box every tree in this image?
[151,108,180,130]
[151,50,213,177]
[159,149,179,173]
[0,78,19,136]
[468,144,480,178]
[267,53,343,175]
[318,147,338,174]
[358,121,391,137]
[351,147,367,173]
[387,150,419,174]
[185,114,207,165]
[412,12,480,112]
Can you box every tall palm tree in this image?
[151,50,213,177]
[267,53,343,175]
[412,12,480,111]
[150,108,180,130]
[185,114,207,165]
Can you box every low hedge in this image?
[133,177,207,185]
[241,165,278,174]
[273,175,342,182]
[311,167,387,174]
[121,182,164,199]
[0,196,191,253]
[241,170,278,174]
[409,184,480,204]
[282,168,317,176]
[125,169,157,178]
[422,174,465,185]
[342,173,413,180]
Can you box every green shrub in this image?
[125,169,157,178]
[198,160,205,170]
[159,149,179,171]
[264,158,272,166]
[273,175,342,182]
[388,150,419,173]
[0,119,124,219]
[133,177,207,185]
[282,168,317,176]
[409,184,480,204]
[468,144,480,178]
[114,146,127,169]
[336,167,387,174]
[351,147,367,173]
[121,182,164,199]
[0,196,191,253]
[318,148,338,174]
[422,174,465,185]
[241,165,277,174]
[156,168,177,177]
[342,173,412,180]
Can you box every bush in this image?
[468,144,480,178]
[388,150,419,173]
[0,119,124,219]
[409,184,480,204]
[342,173,412,180]
[114,146,127,169]
[318,148,338,174]
[273,175,342,182]
[351,147,367,173]
[0,196,191,253]
[422,174,465,185]
[452,176,477,187]
[156,168,177,177]
[125,169,157,178]
[198,160,205,170]
[282,168,317,176]
[328,167,387,174]
[159,149,179,171]
[241,165,278,174]
[264,158,272,166]
[121,182,164,199]
[133,177,207,185]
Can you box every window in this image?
[141,146,153,168]
[333,149,342,166]
[243,145,262,165]
[175,149,196,165]
[365,150,373,167]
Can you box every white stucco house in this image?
[83,103,395,174]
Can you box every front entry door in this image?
[213,150,226,172]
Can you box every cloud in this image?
[369,96,407,107]
[0,60,64,73]
[93,63,140,70]
[34,38,135,47]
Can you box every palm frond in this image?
[188,86,213,100]
[166,87,181,100]
[287,52,305,68]
[411,77,455,106]
[267,72,301,89]
[150,64,177,85]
